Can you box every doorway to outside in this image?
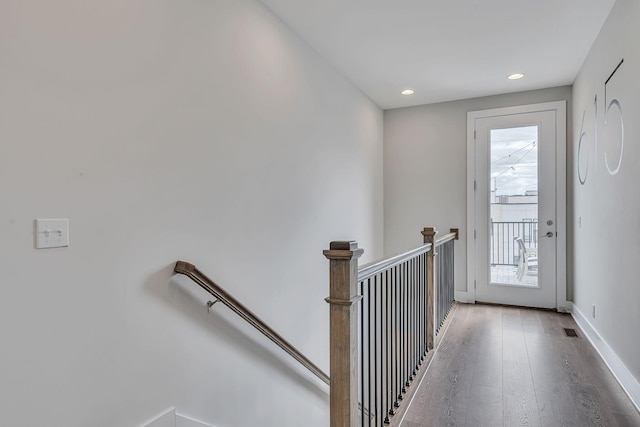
[467,102,567,309]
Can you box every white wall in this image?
[572,0,640,386]
[384,87,572,295]
[0,1,383,426]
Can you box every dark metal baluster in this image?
[444,247,448,322]
[395,265,402,406]
[415,256,419,373]
[401,261,407,396]
[382,270,389,425]
[407,260,413,387]
[440,247,451,320]
[416,256,419,369]
[391,266,396,409]
[515,223,519,262]
[361,280,365,427]
[407,258,412,384]
[435,251,439,333]
[411,259,419,379]
[436,250,439,333]
[424,254,433,352]
[440,250,444,330]
[368,278,372,426]
[427,252,430,348]
[439,245,443,326]
[418,254,423,362]
[442,243,446,318]
[378,275,381,427]
[439,250,441,332]
[376,275,383,426]
[445,243,449,316]
[501,223,505,265]
[391,268,396,415]
[421,253,425,356]
[388,270,392,421]
[411,257,416,375]
[489,220,497,264]
[406,259,410,386]
[425,252,429,352]
[451,240,455,310]
[409,257,412,377]
[420,253,424,351]
[423,252,427,356]
[511,223,515,264]
[415,257,420,373]
[419,253,423,354]
[374,275,379,426]
[445,242,449,317]
[447,242,451,314]
[405,259,409,386]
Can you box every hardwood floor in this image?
[401,303,640,427]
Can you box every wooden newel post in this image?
[421,227,437,350]
[324,241,363,427]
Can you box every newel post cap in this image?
[323,241,364,260]
[421,227,438,238]
[422,227,438,245]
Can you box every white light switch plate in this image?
[35,219,69,249]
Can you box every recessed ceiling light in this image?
[401,89,415,95]
[508,73,525,80]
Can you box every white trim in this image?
[140,408,217,427]
[466,101,567,310]
[554,102,568,310]
[569,303,640,413]
[140,408,176,427]
[466,112,476,302]
[454,290,474,304]
[176,414,217,427]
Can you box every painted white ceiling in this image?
[259,0,616,109]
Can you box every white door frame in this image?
[464,101,567,311]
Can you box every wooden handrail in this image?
[435,228,459,247]
[358,243,432,282]
[174,261,330,386]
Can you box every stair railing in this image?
[173,261,329,385]
[432,229,458,335]
[324,227,458,427]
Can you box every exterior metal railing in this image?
[490,221,538,265]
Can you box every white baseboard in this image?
[141,408,175,427]
[569,302,640,413]
[176,413,216,427]
[142,408,217,427]
[454,290,474,304]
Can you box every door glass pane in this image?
[489,126,538,287]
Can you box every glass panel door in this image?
[490,125,539,287]
[472,107,559,309]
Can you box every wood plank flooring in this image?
[401,303,640,427]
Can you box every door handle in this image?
[542,231,554,238]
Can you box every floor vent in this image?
[564,328,579,337]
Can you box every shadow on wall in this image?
[142,264,329,403]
